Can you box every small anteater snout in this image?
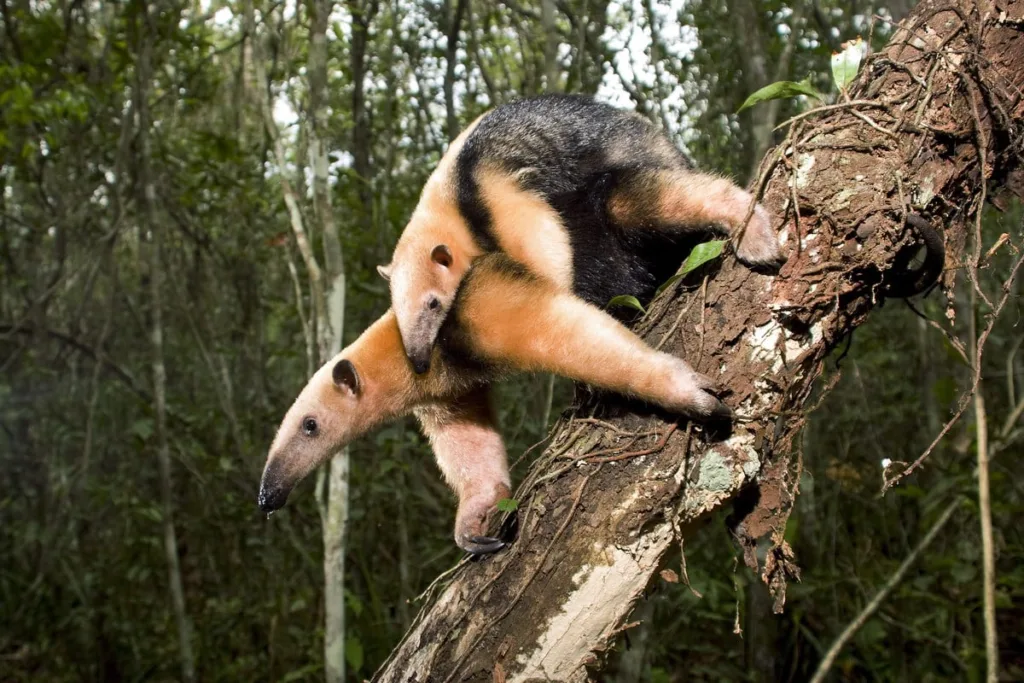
[409,353,431,375]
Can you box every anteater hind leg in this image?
[415,386,511,555]
[608,168,785,269]
[457,259,732,420]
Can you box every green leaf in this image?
[831,38,865,91]
[346,636,364,672]
[737,79,823,113]
[497,498,519,512]
[132,419,154,441]
[655,240,731,295]
[607,295,646,314]
[681,239,727,275]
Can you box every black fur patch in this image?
[453,95,699,311]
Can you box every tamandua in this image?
[259,254,730,554]
[377,94,785,374]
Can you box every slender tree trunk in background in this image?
[443,0,468,142]
[971,286,999,682]
[541,374,556,431]
[918,316,941,435]
[243,0,328,335]
[397,466,412,628]
[244,3,350,678]
[373,2,1024,679]
[726,0,801,181]
[348,0,378,234]
[542,0,559,91]
[307,2,349,682]
[743,553,779,682]
[612,599,653,682]
[135,5,195,681]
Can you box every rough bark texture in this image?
[374,2,1024,680]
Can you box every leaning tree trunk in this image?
[374,1,1024,680]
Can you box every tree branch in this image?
[809,498,961,683]
[373,1,1024,679]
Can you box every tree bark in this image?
[541,0,559,91]
[727,0,801,182]
[244,2,351,679]
[347,0,378,234]
[307,2,350,682]
[971,285,999,682]
[373,1,1024,680]
[443,0,468,142]
[135,3,196,681]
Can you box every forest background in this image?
[1,0,1021,681]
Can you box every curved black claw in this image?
[707,398,736,422]
[463,535,506,555]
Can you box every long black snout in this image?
[257,483,290,513]
[258,463,292,513]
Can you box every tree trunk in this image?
[347,0,378,234]
[726,0,801,182]
[307,2,350,682]
[135,4,196,681]
[373,1,1024,680]
[542,0,559,91]
[443,0,468,142]
[244,1,350,679]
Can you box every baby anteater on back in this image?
[380,94,784,374]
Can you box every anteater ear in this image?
[332,359,361,396]
[376,264,392,282]
[431,244,453,268]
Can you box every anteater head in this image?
[258,356,362,514]
[380,238,466,375]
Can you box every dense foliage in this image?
[1,0,1020,681]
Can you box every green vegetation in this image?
[1,1,1020,681]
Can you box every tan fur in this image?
[386,115,489,366]
[261,255,727,552]
[608,168,783,267]
[263,312,418,489]
[477,167,574,290]
[457,263,724,417]
[392,113,490,278]
[421,113,486,204]
[416,388,511,551]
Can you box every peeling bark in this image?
[374,1,1024,680]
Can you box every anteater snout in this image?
[408,353,431,375]
[258,464,292,513]
[257,483,290,513]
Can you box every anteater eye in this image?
[301,417,319,437]
[428,297,441,311]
